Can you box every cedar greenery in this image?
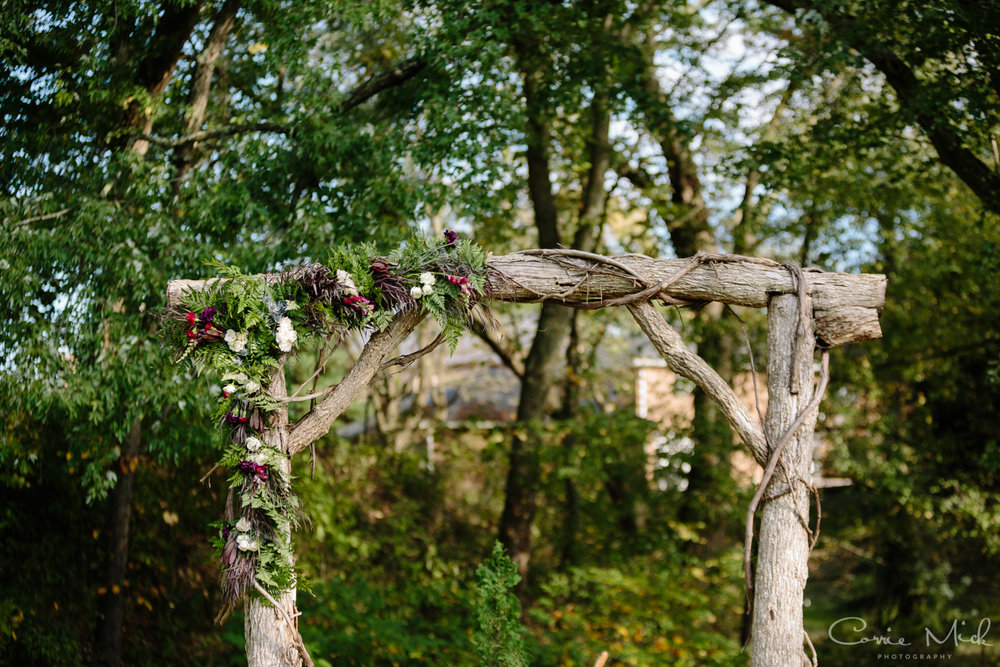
[473,541,530,667]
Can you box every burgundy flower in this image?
[444,230,458,246]
[447,275,473,295]
[186,330,198,340]
[237,460,268,482]
[186,311,197,326]
[343,295,375,315]
[224,413,241,425]
[200,306,217,324]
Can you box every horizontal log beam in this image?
[484,251,885,346]
[166,251,885,347]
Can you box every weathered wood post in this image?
[750,291,820,666]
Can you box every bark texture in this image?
[750,293,818,667]
[484,252,885,345]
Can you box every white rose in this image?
[222,384,237,394]
[275,317,297,352]
[245,436,262,452]
[421,285,434,296]
[419,272,435,286]
[237,534,259,551]
[336,269,358,296]
[410,286,423,299]
[235,517,251,532]
[250,451,269,466]
[226,331,247,353]
[245,380,260,393]
[235,373,248,384]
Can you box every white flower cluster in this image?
[224,329,248,354]
[337,269,358,296]
[237,533,258,551]
[235,517,258,551]
[222,373,260,396]
[276,316,298,352]
[244,436,271,465]
[248,450,269,465]
[410,272,436,299]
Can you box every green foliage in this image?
[530,558,745,666]
[474,542,529,667]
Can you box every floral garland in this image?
[164,233,488,616]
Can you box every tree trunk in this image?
[245,360,303,667]
[750,293,817,667]
[97,417,142,667]
[499,301,574,582]
[174,0,242,184]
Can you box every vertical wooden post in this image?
[245,359,303,667]
[751,293,817,667]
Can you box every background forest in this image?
[1,0,998,665]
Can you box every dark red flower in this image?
[447,275,473,295]
[186,330,197,340]
[343,295,375,314]
[444,230,458,246]
[186,311,197,326]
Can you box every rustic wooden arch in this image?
[167,250,886,667]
